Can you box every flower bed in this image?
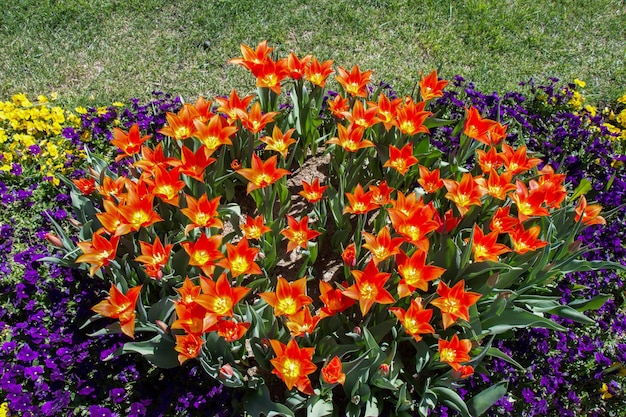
[1,43,625,416]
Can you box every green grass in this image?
[0,0,624,107]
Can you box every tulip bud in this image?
[45,232,63,248]
[155,320,169,333]
[219,363,235,380]
[68,218,83,228]
[378,363,390,377]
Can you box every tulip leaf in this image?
[306,395,333,417]
[569,294,610,312]
[482,307,566,334]
[105,334,179,369]
[570,178,592,201]
[485,347,526,371]
[430,386,471,417]
[467,380,508,416]
[242,385,295,417]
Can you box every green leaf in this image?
[569,178,592,201]
[481,307,566,334]
[467,381,508,416]
[306,395,334,417]
[570,294,610,312]
[106,334,179,368]
[242,385,295,417]
[485,347,526,371]
[431,386,471,417]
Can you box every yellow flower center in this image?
[399,121,415,135]
[155,185,176,200]
[404,317,419,334]
[193,250,210,265]
[309,73,324,86]
[195,212,211,226]
[402,266,421,286]
[282,358,301,379]
[372,246,389,260]
[346,82,360,95]
[292,231,308,247]
[359,282,378,300]
[175,126,191,139]
[440,347,456,363]
[262,74,278,87]
[278,297,298,315]
[246,225,261,239]
[202,136,220,150]
[474,244,488,260]
[441,297,460,314]
[213,296,232,316]
[230,256,250,276]
[131,211,151,227]
[254,173,273,187]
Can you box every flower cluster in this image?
[429,76,626,416]
[44,42,622,416]
[0,93,83,186]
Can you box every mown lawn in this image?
[0,0,624,106]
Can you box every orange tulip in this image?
[321,356,346,385]
[192,115,237,155]
[370,92,403,131]
[259,276,313,317]
[172,302,218,335]
[96,175,126,201]
[500,143,541,175]
[319,281,356,318]
[438,334,473,371]
[228,40,273,71]
[536,165,567,208]
[304,57,334,88]
[335,65,373,97]
[117,189,163,233]
[251,57,290,94]
[192,96,214,123]
[362,226,404,265]
[91,284,142,338]
[175,333,204,364]
[299,178,328,203]
[510,180,549,222]
[260,126,297,158]
[341,244,357,268]
[396,249,445,298]
[281,215,321,253]
[175,277,202,307]
[285,307,321,337]
[76,232,120,276]
[286,52,312,80]
[216,238,262,277]
[180,233,224,276]
[368,180,393,206]
[470,224,511,263]
[111,124,151,162]
[179,145,216,182]
[270,339,317,394]
[215,89,255,124]
[341,100,381,129]
[474,170,516,200]
[326,123,373,152]
[344,183,377,215]
[395,99,432,136]
[327,94,350,119]
[384,143,418,175]
[388,203,439,253]
[342,260,395,316]
[475,146,503,173]
[419,70,449,101]
[135,236,174,279]
[237,153,291,194]
[434,208,462,234]
[132,143,180,175]
[430,280,481,329]
[195,273,249,317]
[72,177,96,195]
[240,215,271,240]
[508,224,548,254]
[463,107,497,146]
[238,102,279,134]
[158,104,200,140]
[575,195,606,226]
[389,297,435,342]
[217,319,250,342]
[148,166,186,206]
[417,165,444,193]
[443,173,483,216]
[181,194,223,235]
[489,206,520,234]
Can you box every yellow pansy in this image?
[574,79,586,88]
